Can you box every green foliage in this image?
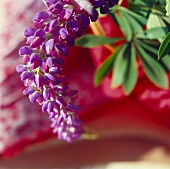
[76,1,170,95]
[122,44,138,95]
[158,32,170,59]
[157,0,170,59]
[136,41,168,89]
[166,0,170,16]
[109,6,147,40]
[75,34,122,48]
[137,27,169,40]
[94,47,121,86]
[111,43,129,88]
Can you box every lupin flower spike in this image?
[16,0,118,142]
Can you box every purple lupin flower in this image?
[16,0,118,142]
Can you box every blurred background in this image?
[1,0,170,168]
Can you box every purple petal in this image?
[60,109,67,118]
[21,71,33,81]
[45,73,56,81]
[30,91,42,103]
[44,0,58,5]
[67,115,73,125]
[35,75,44,90]
[37,95,44,104]
[59,28,68,39]
[55,43,68,56]
[34,28,45,37]
[56,96,67,106]
[49,67,62,74]
[108,0,119,7]
[48,19,59,34]
[23,87,35,95]
[33,11,49,21]
[93,0,104,7]
[43,88,50,100]
[16,64,27,73]
[19,46,32,56]
[22,55,30,63]
[42,39,54,55]
[89,8,99,22]
[48,101,54,112]
[52,57,64,65]
[49,112,56,119]
[66,35,75,47]
[40,62,48,73]
[42,101,48,112]
[30,37,44,48]
[54,102,60,113]
[100,2,109,14]
[30,53,41,63]
[24,28,36,37]
[69,20,79,32]
[52,2,63,14]
[57,115,64,125]
[80,14,90,28]
[46,57,53,67]
[65,8,74,20]
[76,28,82,37]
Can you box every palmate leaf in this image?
[158,32,170,59]
[94,44,127,86]
[122,44,138,95]
[109,6,146,40]
[136,44,168,89]
[75,34,122,48]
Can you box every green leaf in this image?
[135,39,158,55]
[146,12,166,29]
[122,44,138,95]
[109,8,133,41]
[162,15,170,24]
[94,46,121,86]
[129,0,156,7]
[115,11,133,41]
[120,11,144,35]
[128,1,151,17]
[166,0,170,16]
[158,32,170,59]
[161,54,170,71]
[111,43,129,88]
[136,44,168,89]
[116,6,147,25]
[138,27,168,40]
[75,34,122,48]
[134,39,170,71]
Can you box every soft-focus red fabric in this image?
[0,0,170,158]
